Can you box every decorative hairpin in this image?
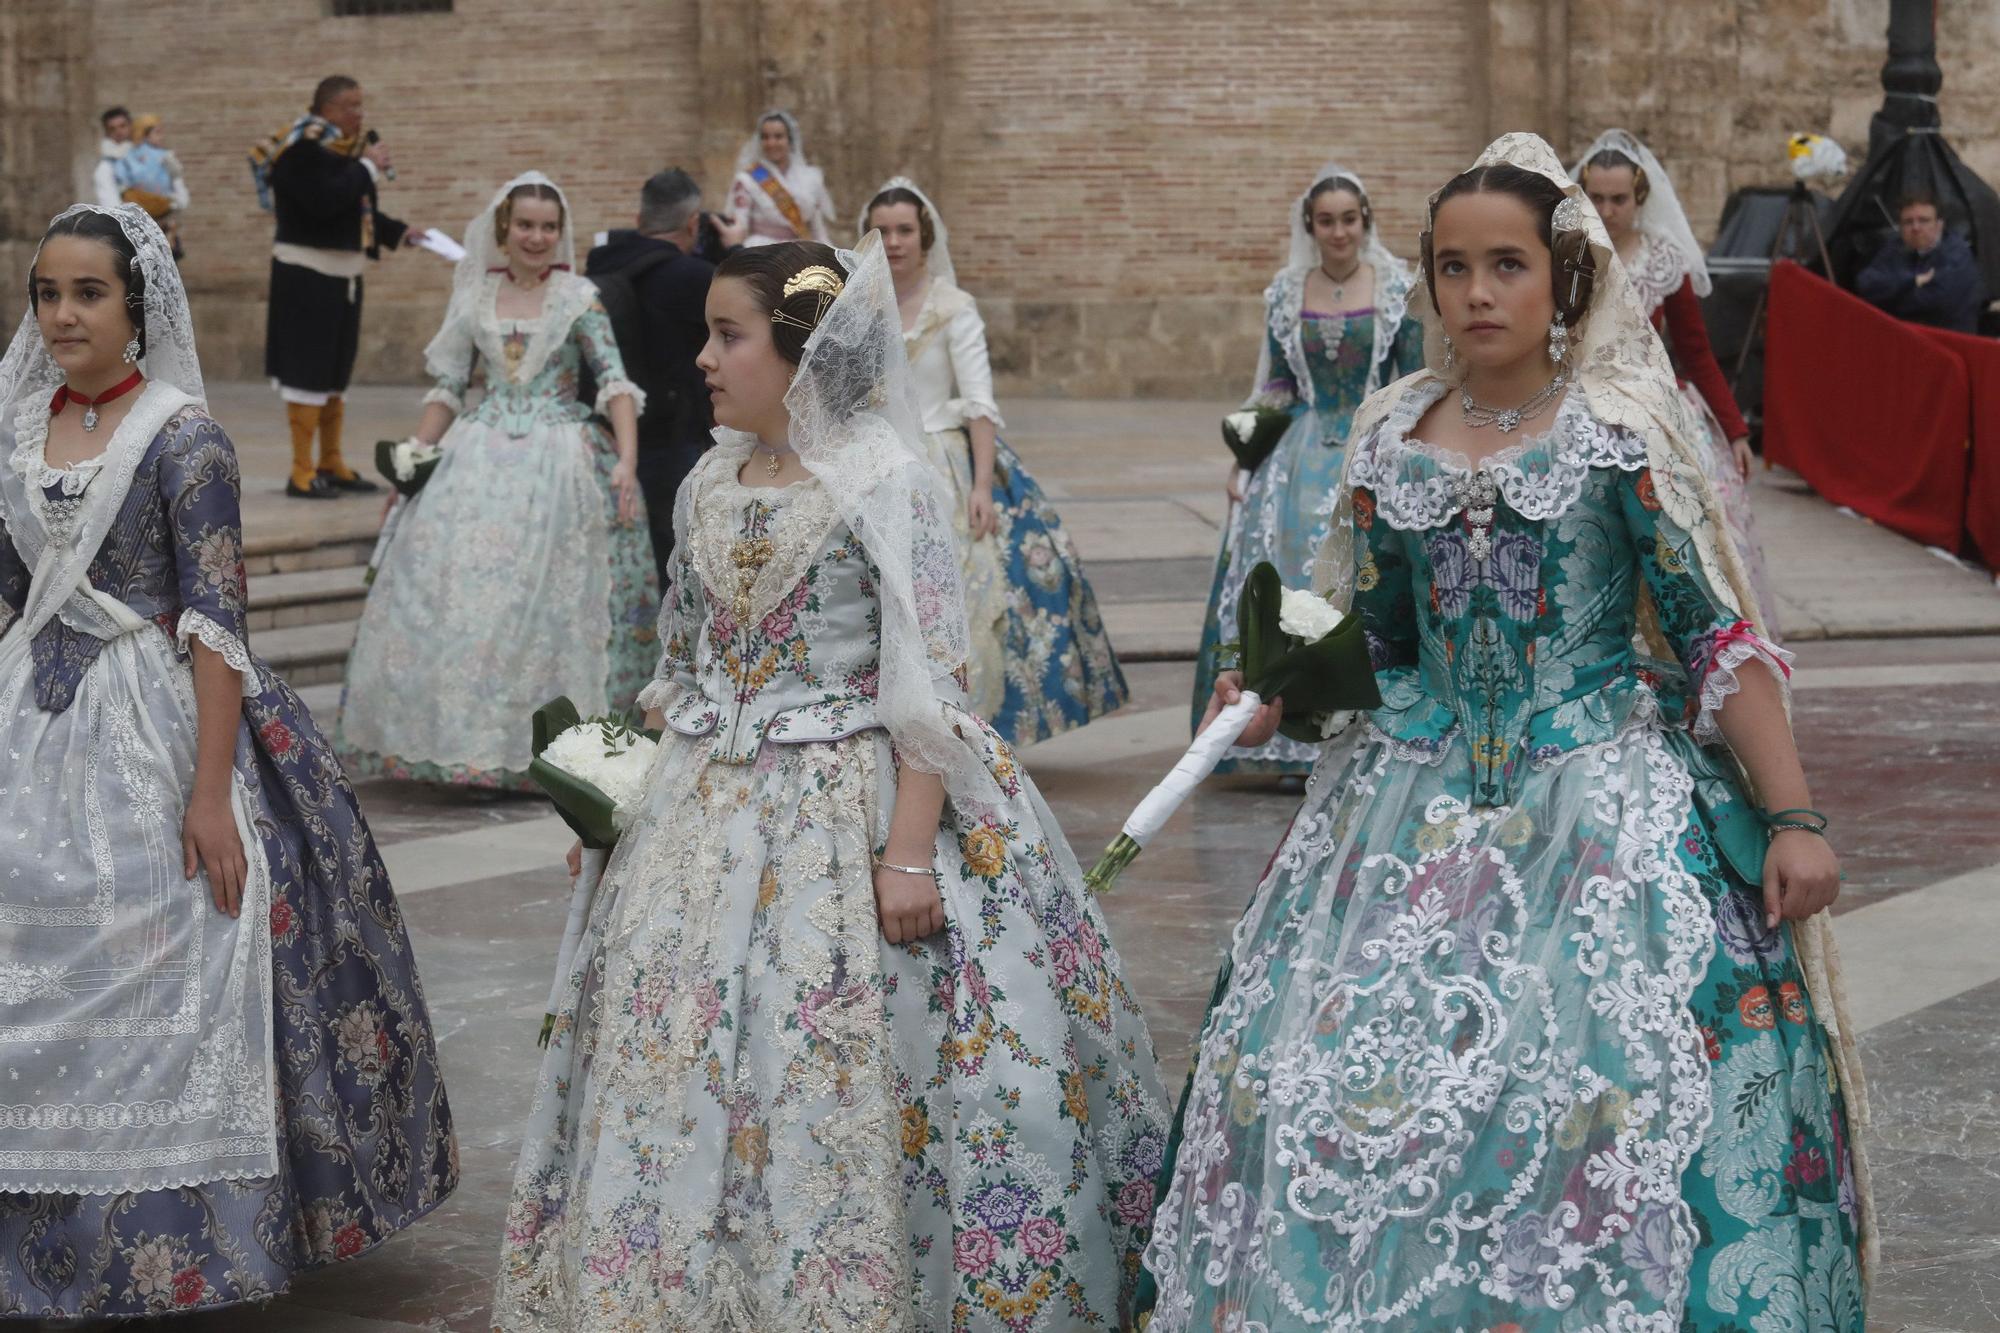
[772,264,845,332]
[1552,196,1591,234]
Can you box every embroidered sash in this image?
[750,163,810,240]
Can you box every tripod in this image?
[1731,181,1835,395]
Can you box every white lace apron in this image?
[0,384,276,1195]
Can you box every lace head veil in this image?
[423,170,576,383]
[0,202,203,423]
[854,176,956,288]
[715,232,1000,809]
[1572,128,1711,297]
[737,108,807,175]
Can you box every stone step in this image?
[1102,598,1204,663]
[252,619,356,689]
[244,536,376,578]
[246,565,369,632]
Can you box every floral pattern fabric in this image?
[1193,279,1425,773]
[337,281,658,788]
[1141,394,1862,1330]
[0,410,457,1318]
[494,460,1168,1331]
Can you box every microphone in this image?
[363,129,397,182]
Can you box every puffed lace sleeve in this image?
[943,297,1005,429]
[161,414,259,695]
[423,307,475,413]
[0,512,27,638]
[572,298,647,418]
[1246,293,1298,411]
[637,484,703,715]
[1619,465,1790,742]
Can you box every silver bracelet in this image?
[876,858,936,878]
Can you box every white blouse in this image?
[904,279,1005,435]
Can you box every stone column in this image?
[0,0,94,330]
[694,0,941,236]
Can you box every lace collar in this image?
[687,439,846,628]
[474,270,599,387]
[1350,380,1647,530]
[8,398,106,499]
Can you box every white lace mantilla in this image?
[0,384,278,1196]
[1350,386,1649,532]
[1626,233,1694,321]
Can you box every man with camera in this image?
[584,169,746,581]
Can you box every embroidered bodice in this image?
[1255,266,1424,435]
[425,274,639,436]
[642,459,890,763]
[0,404,251,714]
[1345,383,1777,806]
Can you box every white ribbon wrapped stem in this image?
[1120,690,1263,846]
[544,846,609,1026]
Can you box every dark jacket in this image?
[585,230,718,457]
[1854,229,1986,333]
[269,129,406,257]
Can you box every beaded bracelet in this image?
[1763,806,1829,828]
[1767,821,1828,837]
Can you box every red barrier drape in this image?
[1763,261,1971,551]
[1917,326,2000,568]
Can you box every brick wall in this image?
[4,0,1994,399]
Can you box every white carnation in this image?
[1224,410,1259,440]
[1277,586,1344,642]
[390,439,443,482]
[540,721,660,830]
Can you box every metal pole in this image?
[1868,0,1942,159]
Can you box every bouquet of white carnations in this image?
[1083,561,1380,892]
[374,437,444,498]
[529,696,661,1046]
[1221,406,1291,473]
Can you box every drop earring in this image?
[1442,335,1456,372]
[122,336,141,365]
[1547,317,1568,366]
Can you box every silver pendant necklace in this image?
[1459,368,1568,433]
[1318,261,1363,307]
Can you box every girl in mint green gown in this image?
[1192,164,1423,773]
[1142,135,1871,1332]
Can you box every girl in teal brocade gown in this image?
[337,174,658,789]
[1193,164,1424,774]
[1142,136,1872,1331]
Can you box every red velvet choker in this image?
[50,370,144,432]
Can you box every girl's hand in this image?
[968,489,998,540]
[1761,828,1840,928]
[1729,435,1754,482]
[1201,670,1283,748]
[1224,465,1247,504]
[612,459,642,525]
[875,863,945,944]
[182,794,246,918]
[566,840,583,878]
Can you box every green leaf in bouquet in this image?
[1235,561,1382,741]
[374,439,440,500]
[1221,407,1292,473]
[531,696,584,760]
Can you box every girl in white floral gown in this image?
[336,172,657,788]
[493,235,1168,1331]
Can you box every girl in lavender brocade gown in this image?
[0,205,454,1320]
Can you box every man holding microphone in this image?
[261,75,426,498]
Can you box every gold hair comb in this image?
[772,264,845,332]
